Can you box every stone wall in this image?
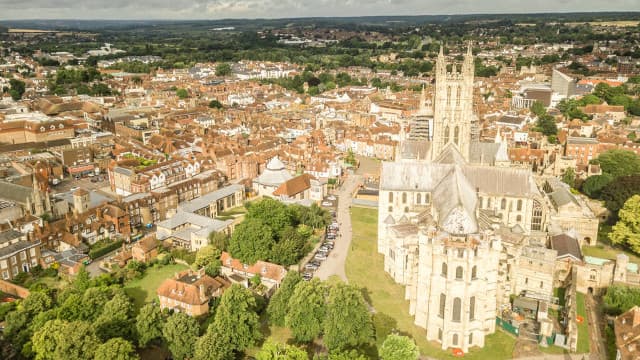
[0,279,30,299]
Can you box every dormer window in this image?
[59,124,64,129]
[40,126,45,132]
[50,125,55,130]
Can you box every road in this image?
[314,174,362,282]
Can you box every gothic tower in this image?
[431,42,475,161]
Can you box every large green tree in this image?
[216,63,232,77]
[596,149,640,178]
[581,174,613,199]
[603,285,640,315]
[32,320,99,360]
[136,304,165,347]
[209,284,261,357]
[228,217,275,264]
[94,338,139,360]
[270,227,307,266]
[285,279,327,343]
[163,312,200,360]
[379,334,419,360]
[256,340,308,360]
[267,271,303,326]
[22,291,52,316]
[610,195,640,254]
[323,283,374,352]
[9,79,26,100]
[246,198,296,235]
[95,292,135,341]
[601,175,640,215]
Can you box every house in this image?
[219,252,287,293]
[157,268,230,317]
[272,173,326,203]
[0,229,42,280]
[253,156,292,197]
[131,235,159,263]
[614,306,640,360]
[156,210,233,251]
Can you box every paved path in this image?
[315,175,362,282]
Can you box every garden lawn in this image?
[576,292,590,353]
[346,207,516,359]
[124,263,189,310]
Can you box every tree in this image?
[601,175,640,215]
[73,265,91,292]
[270,227,307,266]
[597,150,640,178]
[246,198,295,235]
[610,195,640,254]
[193,245,222,269]
[267,271,303,326]
[136,304,165,347]
[216,63,232,77]
[530,101,546,117]
[603,285,640,315]
[194,324,231,360]
[209,99,223,109]
[228,217,275,264]
[163,312,200,360]
[9,79,26,100]
[22,291,52,316]
[94,338,139,360]
[208,231,229,250]
[176,88,189,99]
[213,284,261,355]
[379,334,419,360]
[323,283,374,352]
[33,320,99,360]
[535,114,558,136]
[581,174,613,198]
[285,279,327,343]
[95,292,135,341]
[299,203,330,229]
[345,149,357,166]
[256,340,308,360]
[562,168,576,188]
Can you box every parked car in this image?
[304,262,320,271]
[70,187,79,192]
[303,272,313,281]
[314,252,327,261]
[323,242,334,250]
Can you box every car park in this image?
[304,262,320,271]
[303,272,313,281]
[323,242,334,249]
[314,252,327,260]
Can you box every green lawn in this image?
[582,225,640,264]
[346,207,516,359]
[124,263,189,309]
[576,292,590,353]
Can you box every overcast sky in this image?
[0,0,638,20]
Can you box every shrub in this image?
[89,240,124,259]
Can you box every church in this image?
[377,44,549,352]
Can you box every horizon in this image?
[1,0,639,22]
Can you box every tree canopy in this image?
[379,334,420,360]
[256,340,308,360]
[94,338,139,360]
[267,271,303,327]
[162,312,200,360]
[323,283,374,352]
[610,195,640,254]
[285,279,327,343]
[596,149,640,179]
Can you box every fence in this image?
[496,317,519,336]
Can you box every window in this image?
[471,266,477,279]
[388,192,393,203]
[589,269,597,281]
[453,334,459,346]
[531,201,543,231]
[540,281,544,289]
[404,207,409,213]
[457,249,464,258]
[452,298,461,322]
[487,198,492,208]
[516,215,522,222]
[469,296,476,320]
[456,266,463,280]
[416,193,421,204]
[402,192,407,204]
[456,86,461,106]
[454,126,460,145]
[388,206,393,212]
[517,199,523,211]
[438,328,443,341]
[469,333,473,345]
[501,198,507,210]
[447,86,451,105]
[439,293,446,318]
[444,126,450,143]
[2,271,8,280]
[441,263,448,277]
[525,277,529,285]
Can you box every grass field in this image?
[576,292,590,353]
[346,207,516,359]
[124,263,189,309]
[582,224,640,264]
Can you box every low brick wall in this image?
[0,279,30,299]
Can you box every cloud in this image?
[0,0,638,19]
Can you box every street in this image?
[314,174,362,282]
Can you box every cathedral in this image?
[377,44,549,352]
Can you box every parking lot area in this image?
[51,174,112,195]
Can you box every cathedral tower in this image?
[431,42,475,161]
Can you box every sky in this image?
[0,0,638,20]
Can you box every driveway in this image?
[314,174,362,282]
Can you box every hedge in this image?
[89,239,124,259]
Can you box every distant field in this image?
[566,21,639,27]
[8,28,58,33]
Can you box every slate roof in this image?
[550,234,582,261]
[0,181,33,203]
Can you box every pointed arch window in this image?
[453,334,459,346]
[447,86,451,105]
[388,192,393,203]
[517,199,523,211]
[416,193,422,204]
[452,298,461,322]
[469,296,476,320]
[444,126,450,143]
[471,265,477,279]
[454,126,460,145]
[532,200,543,231]
[402,192,407,204]
[455,266,463,280]
[441,262,448,277]
[439,293,446,318]
[501,198,507,210]
[456,86,461,106]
